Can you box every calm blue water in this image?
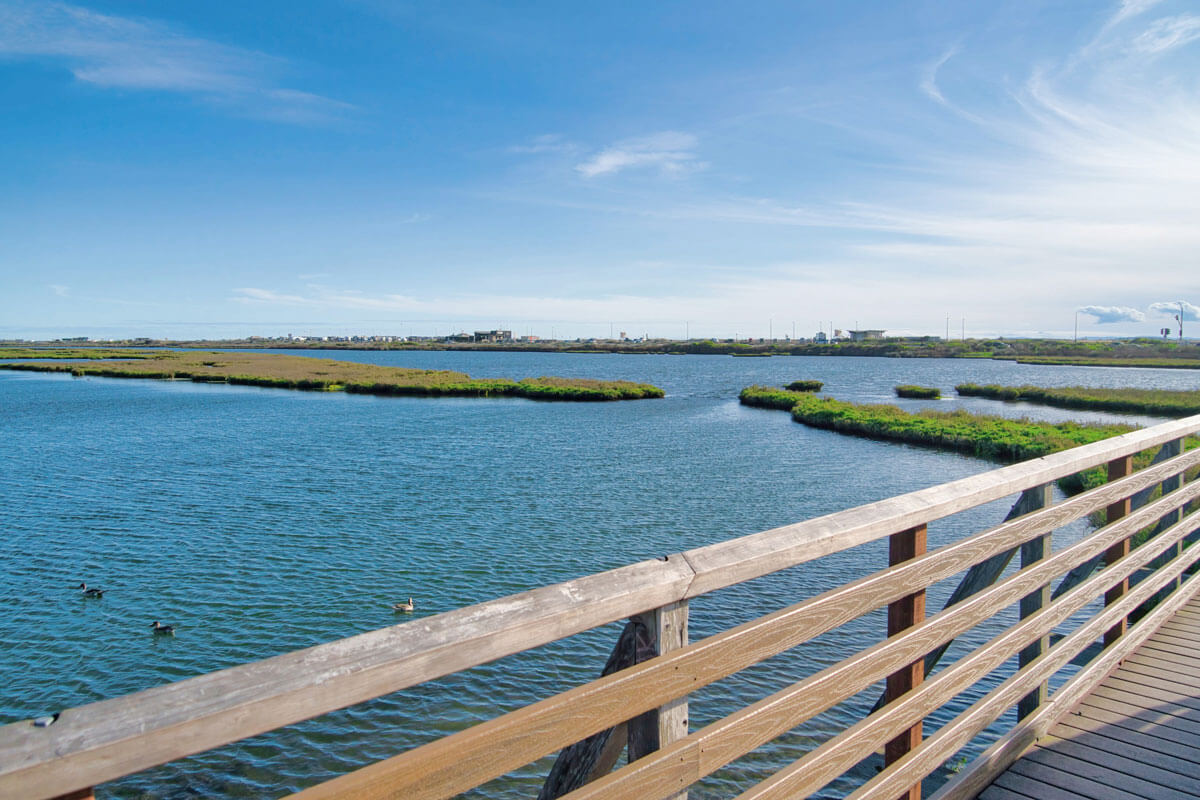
[2,353,1196,798]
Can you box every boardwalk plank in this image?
[1115,659,1200,691]
[1031,734,1200,795]
[982,598,1200,800]
[1124,643,1200,670]
[991,769,1092,800]
[1071,700,1200,748]
[1086,685,1200,725]
[1125,651,1200,681]
[1157,619,1200,638]
[1144,629,1200,650]
[1052,716,1200,770]
[1137,633,1195,652]
[1102,675,1200,713]
[978,786,1039,800]
[1008,754,1138,800]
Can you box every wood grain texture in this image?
[928,572,1200,800]
[876,466,1184,718]
[1017,486,1053,720]
[1051,439,1183,602]
[851,530,1200,800]
[1104,455,1134,645]
[628,601,690,800]
[885,525,927,800]
[730,493,1200,800]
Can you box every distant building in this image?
[848,329,886,341]
[814,331,828,343]
[473,330,513,343]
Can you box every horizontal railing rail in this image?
[3,413,1199,800]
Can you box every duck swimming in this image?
[77,583,104,598]
[149,621,175,635]
[392,597,415,613]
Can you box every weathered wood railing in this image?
[4,414,1200,800]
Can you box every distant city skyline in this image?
[2,1,1198,341]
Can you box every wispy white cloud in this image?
[1131,15,1200,54]
[1115,0,1167,25]
[1078,305,1145,323]
[48,284,69,297]
[232,286,421,311]
[508,134,578,155]
[576,131,702,178]
[0,2,352,124]
[232,288,314,305]
[919,45,959,106]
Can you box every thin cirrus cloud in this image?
[575,132,702,178]
[0,2,353,123]
[1077,305,1146,323]
[788,1,1200,303]
[1131,14,1200,53]
[232,287,421,311]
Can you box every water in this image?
[2,353,1196,798]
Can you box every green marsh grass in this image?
[0,351,664,402]
[785,380,824,392]
[894,385,941,399]
[738,385,1147,494]
[1008,356,1200,370]
[0,347,154,359]
[956,383,1200,417]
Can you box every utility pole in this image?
[945,316,950,341]
[961,317,965,341]
[1180,301,1186,343]
[1074,310,1078,343]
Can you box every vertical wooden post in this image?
[629,600,689,799]
[884,524,927,800]
[1017,484,1053,720]
[1158,438,1185,592]
[1104,455,1133,645]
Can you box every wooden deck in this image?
[981,595,1200,800]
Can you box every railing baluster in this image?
[1104,455,1134,645]
[884,524,927,800]
[629,600,690,799]
[1017,484,1053,720]
[1157,438,1185,594]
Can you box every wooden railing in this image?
[4,414,1200,800]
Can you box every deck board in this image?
[978,595,1200,798]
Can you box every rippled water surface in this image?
[2,352,1196,798]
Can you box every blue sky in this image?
[2,0,1198,341]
